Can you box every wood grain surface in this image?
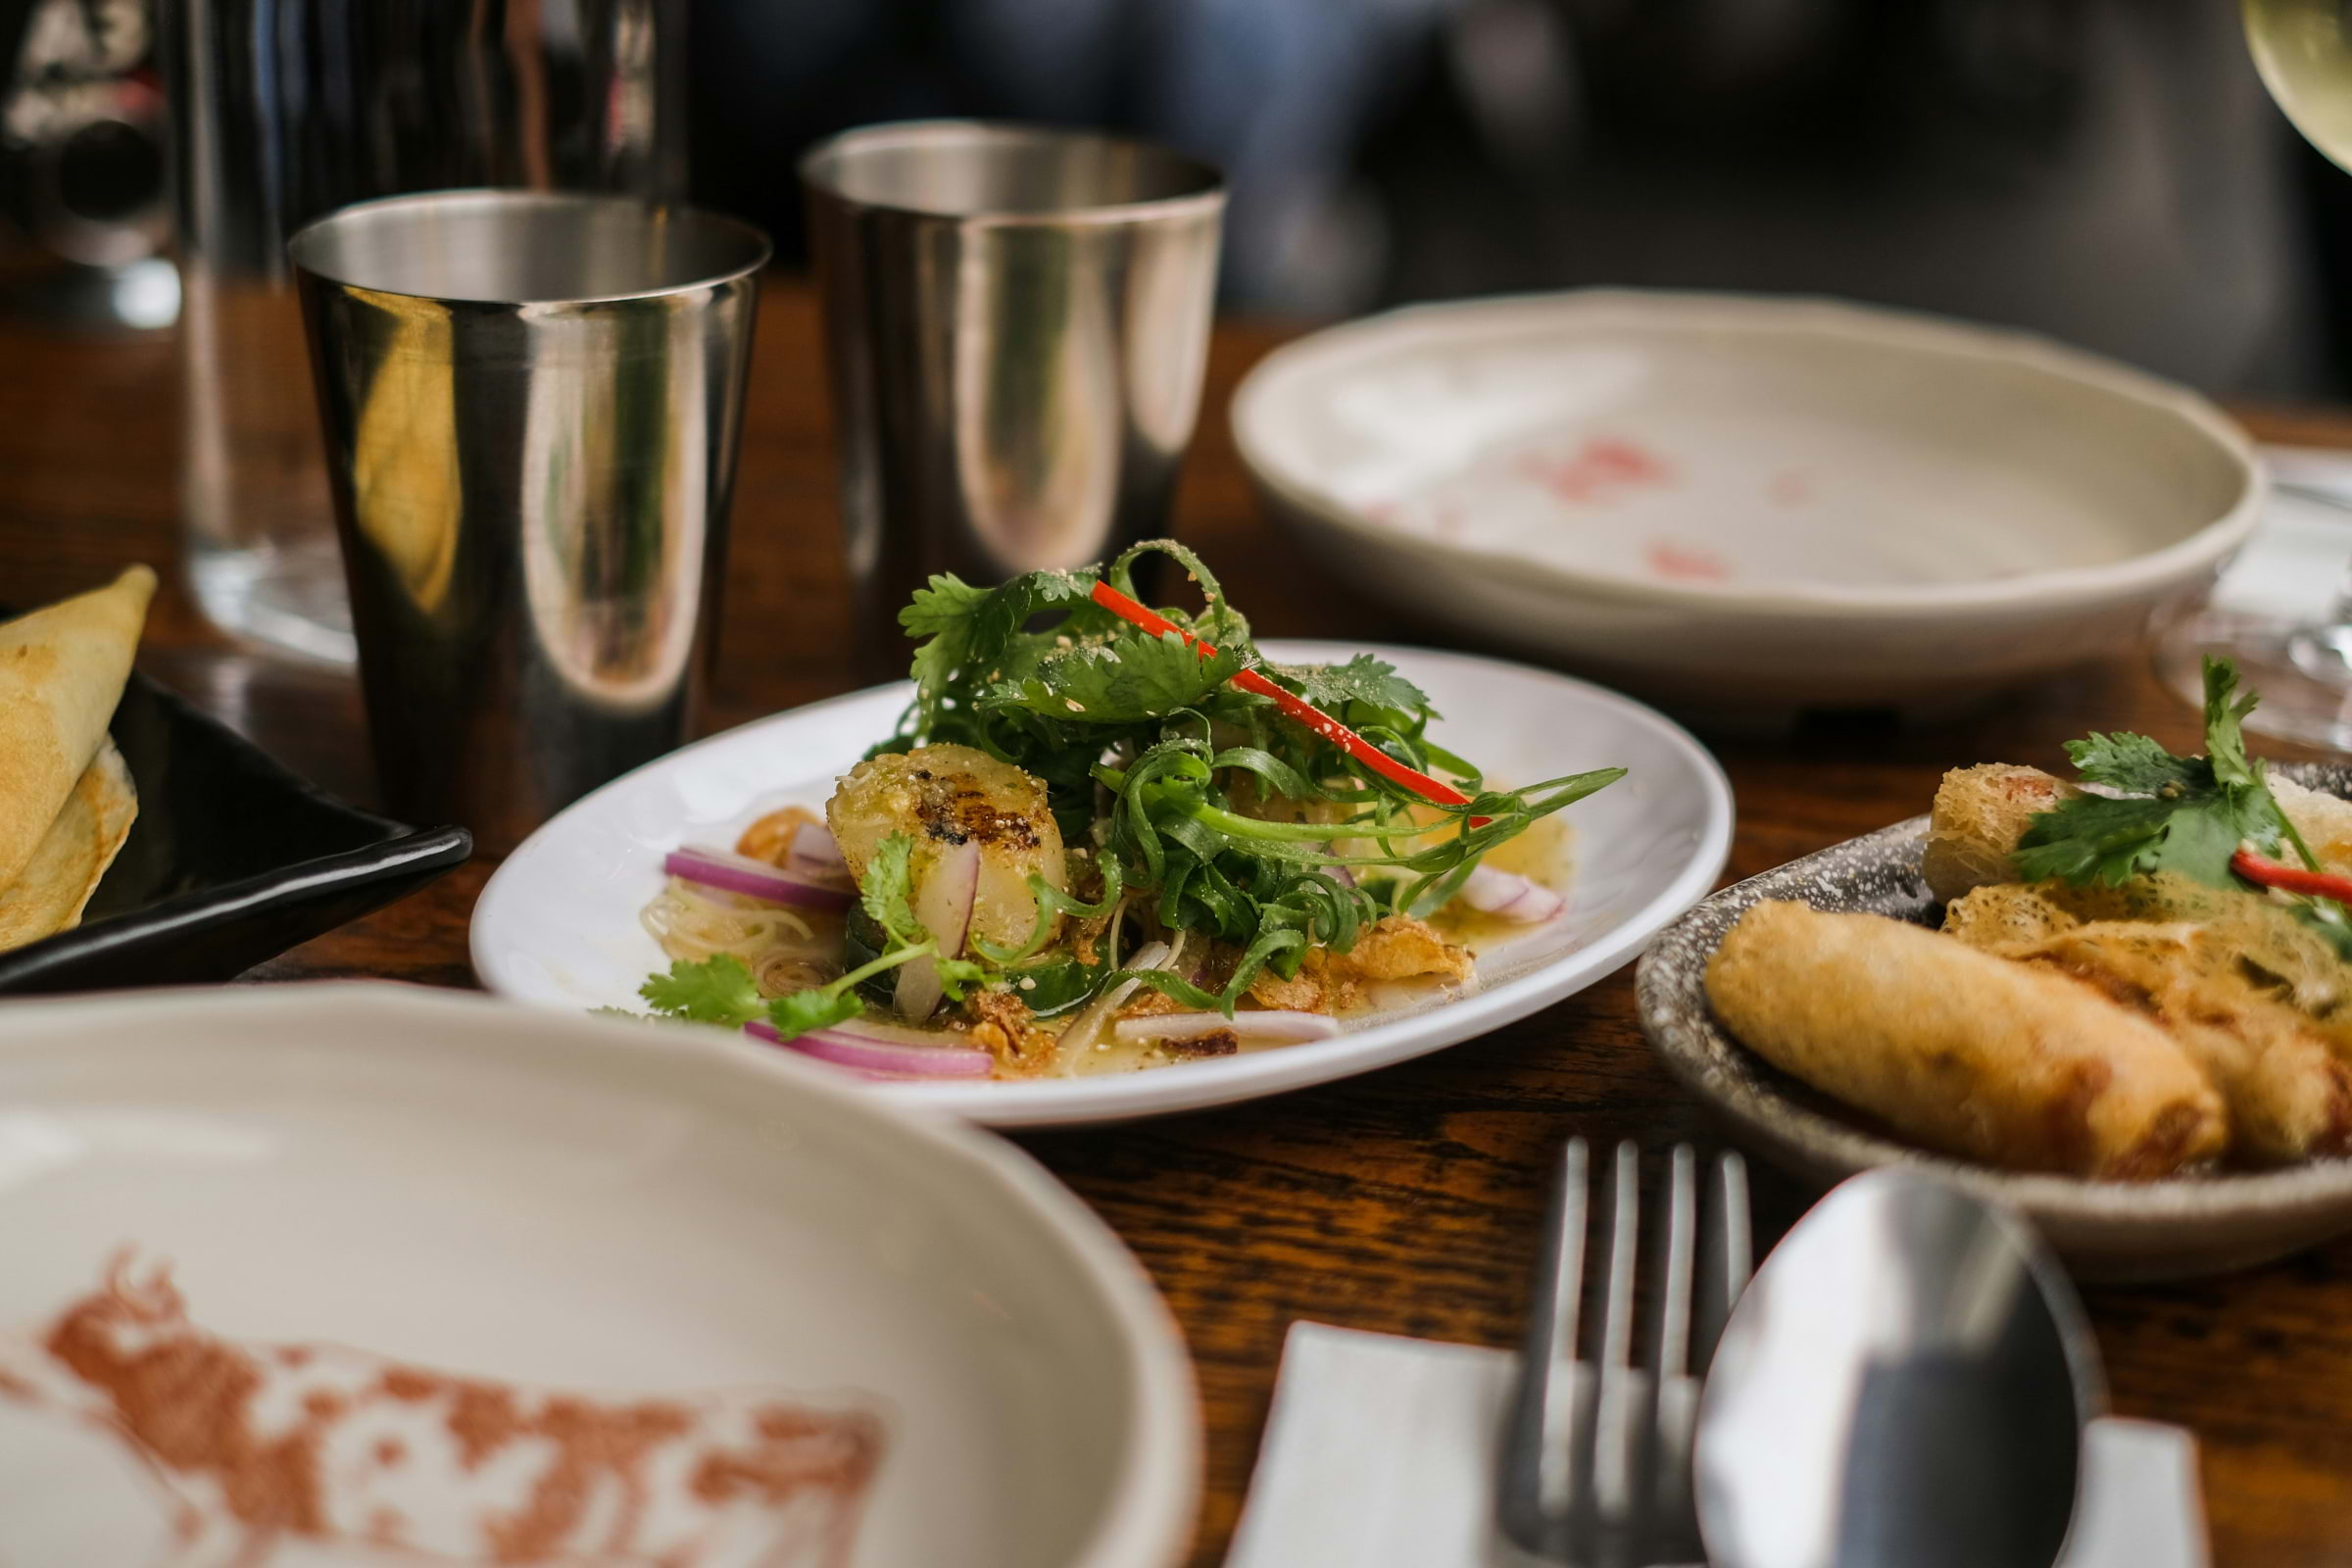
[4,283,2350,1563]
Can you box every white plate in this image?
[0,984,1197,1567]
[1233,290,2261,711]
[472,642,1734,1129]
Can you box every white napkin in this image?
[1226,1322,2208,1568]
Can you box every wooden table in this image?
[6,283,2352,1565]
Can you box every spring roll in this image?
[1705,901,2226,1179]
[1921,763,2079,904]
[1926,764,2352,897]
[1941,882,2080,949]
[1981,921,2352,1163]
[2039,871,2352,1034]
[2269,776,2352,877]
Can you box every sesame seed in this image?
[1065,699,1085,712]
[1018,976,1037,991]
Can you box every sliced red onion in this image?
[785,823,849,880]
[1459,863,1566,923]
[893,966,945,1025]
[665,846,855,911]
[1113,1008,1341,1044]
[896,840,982,1021]
[745,1017,994,1078]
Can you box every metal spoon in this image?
[1693,1167,2103,1568]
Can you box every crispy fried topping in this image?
[966,989,1057,1075]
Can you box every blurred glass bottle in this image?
[163,0,684,663]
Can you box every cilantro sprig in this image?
[642,830,989,1042]
[640,952,766,1023]
[2012,658,2352,956]
[2014,659,2290,889]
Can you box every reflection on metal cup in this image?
[800,121,1225,678]
[289,189,769,854]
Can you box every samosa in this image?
[0,565,153,951]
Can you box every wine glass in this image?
[2157,0,2352,746]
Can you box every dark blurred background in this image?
[6,0,2348,399]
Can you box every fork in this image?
[1496,1140,1752,1567]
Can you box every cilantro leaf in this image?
[2013,792,2247,887]
[765,988,863,1042]
[899,568,1108,724]
[935,954,989,1002]
[2013,658,2289,891]
[901,573,993,640]
[2063,731,2199,795]
[2203,654,2263,791]
[859,831,927,949]
[901,575,992,709]
[639,954,765,1025]
[2201,655,2290,859]
[1276,655,1432,721]
[981,629,1245,723]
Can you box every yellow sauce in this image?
[1428,816,1576,956]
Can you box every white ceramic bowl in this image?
[1233,290,2262,712]
[0,985,1198,1567]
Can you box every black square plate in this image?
[0,668,469,994]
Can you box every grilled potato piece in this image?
[827,744,1070,952]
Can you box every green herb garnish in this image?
[644,830,987,1042]
[857,539,1619,1013]
[2015,659,2291,889]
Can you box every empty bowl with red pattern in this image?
[1232,290,2260,713]
[0,985,1198,1568]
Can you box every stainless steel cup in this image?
[289,189,769,853]
[800,121,1225,677]
[169,0,686,666]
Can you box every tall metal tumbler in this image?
[289,190,767,853]
[800,122,1225,678]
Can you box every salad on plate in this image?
[621,542,1624,1081]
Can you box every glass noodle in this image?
[641,878,827,969]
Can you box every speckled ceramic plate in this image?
[1636,761,2352,1283]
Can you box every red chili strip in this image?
[1088,579,1487,822]
[2231,847,2352,904]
